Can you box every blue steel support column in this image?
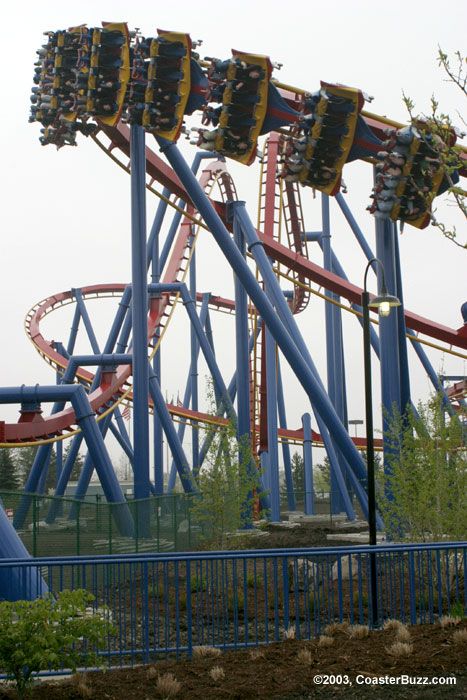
[150,189,166,495]
[335,192,376,263]
[374,217,402,489]
[147,366,198,494]
[321,194,344,513]
[73,289,100,354]
[168,294,210,488]
[410,338,455,415]
[234,204,359,520]
[109,419,134,462]
[265,320,280,521]
[67,303,81,355]
[130,125,151,508]
[302,413,314,515]
[277,359,296,511]
[189,238,200,473]
[156,139,380,526]
[232,203,254,523]
[0,505,48,600]
[2,386,134,536]
[113,407,134,462]
[393,224,411,414]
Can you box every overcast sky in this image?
[0,1,465,467]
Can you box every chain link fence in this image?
[0,491,198,557]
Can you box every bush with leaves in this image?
[0,589,114,699]
[191,421,262,548]
[380,394,466,541]
[190,382,264,548]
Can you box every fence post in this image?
[142,561,149,663]
[135,500,139,553]
[186,560,193,656]
[32,495,37,557]
[76,501,80,556]
[174,495,178,551]
[408,550,416,625]
[96,494,101,530]
[108,503,113,555]
[187,497,192,549]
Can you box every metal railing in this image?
[0,541,465,671]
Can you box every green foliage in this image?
[380,395,467,541]
[0,450,20,491]
[314,451,382,493]
[10,444,84,492]
[0,589,114,698]
[402,47,466,249]
[190,382,262,548]
[291,452,304,493]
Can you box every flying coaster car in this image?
[86,22,130,126]
[368,124,450,228]
[29,23,129,146]
[142,30,192,141]
[198,50,272,165]
[281,82,364,195]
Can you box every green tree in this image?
[0,589,114,699]
[403,48,466,249]
[380,394,467,541]
[291,451,304,494]
[12,443,84,493]
[314,451,382,492]
[0,450,20,491]
[191,422,260,548]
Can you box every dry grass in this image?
[155,672,182,698]
[382,619,406,632]
[147,666,159,679]
[282,625,296,640]
[347,624,370,639]
[209,666,225,681]
[452,629,467,644]
[249,648,265,660]
[296,648,312,665]
[318,635,334,648]
[322,621,349,636]
[439,615,461,628]
[394,626,411,642]
[71,674,93,699]
[192,645,222,658]
[386,642,413,657]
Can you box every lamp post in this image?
[348,419,364,438]
[362,258,400,627]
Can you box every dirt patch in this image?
[227,521,369,551]
[0,621,465,699]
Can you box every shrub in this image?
[296,648,312,665]
[347,624,369,639]
[439,615,461,628]
[249,648,265,660]
[381,395,467,541]
[192,645,221,658]
[0,589,113,699]
[155,672,181,698]
[318,635,334,647]
[452,629,467,644]
[209,666,225,681]
[323,622,348,636]
[382,619,405,632]
[282,626,296,640]
[386,641,413,657]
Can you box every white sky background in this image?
[0,1,465,470]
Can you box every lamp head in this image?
[369,291,401,317]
